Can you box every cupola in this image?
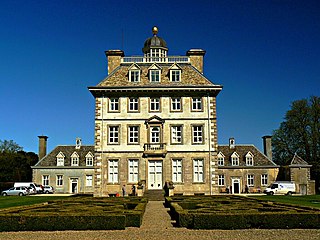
[142,26,168,62]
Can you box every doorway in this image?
[232,178,241,194]
[70,178,78,194]
[148,160,163,189]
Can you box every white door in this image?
[148,160,162,189]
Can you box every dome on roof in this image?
[142,26,168,53]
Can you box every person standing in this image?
[122,185,126,197]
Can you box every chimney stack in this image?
[38,136,48,160]
[105,50,125,74]
[186,49,206,74]
[262,136,272,160]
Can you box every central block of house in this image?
[88,27,223,197]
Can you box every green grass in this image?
[0,196,69,209]
[250,195,320,209]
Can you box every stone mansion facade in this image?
[32,27,314,196]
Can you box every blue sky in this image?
[1,0,319,153]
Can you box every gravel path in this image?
[0,201,319,240]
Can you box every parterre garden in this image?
[165,195,320,229]
[0,196,147,231]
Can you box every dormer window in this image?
[56,152,65,166]
[71,152,79,166]
[169,64,182,82]
[246,152,254,166]
[128,64,141,82]
[148,63,162,82]
[231,152,239,166]
[86,152,94,166]
[217,152,225,166]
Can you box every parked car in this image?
[35,184,44,193]
[43,186,54,194]
[14,182,37,194]
[264,181,296,195]
[1,187,29,196]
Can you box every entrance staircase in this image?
[144,190,165,201]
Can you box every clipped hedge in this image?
[166,196,320,229]
[0,197,148,231]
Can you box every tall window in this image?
[150,98,160,112]
[128,126,139,144]
[42,175,49,186]
[193,159,204,182]
[171,97,181,111]
[86,175,93,187]
[231,153,239,166]
[261,174,268,186]
[218,157,224,166]
[172,159,182,182]
[170,70,181,82]
[192,97,203,111]
[108,126,119,144]
[150,126,160,143]
[129,70,140,82]
[128,159,139,183]
[150,70,160,82]
[56,175,63,186]
[109,98,119,112]
[128,98,139,112]
[108,160,118,183]
[218,175,225,186]
[171,125,182,144]
[247,174,254,186]
[192,125,203,144]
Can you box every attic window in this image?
[129,70,140,82]
[86,152,94,166]
[231,152,239,166]
[71,152,79,166]
[217,152,225,166]
[170,70,181,82]
[56,152,65,166]
[246,152,254,166]
[150,69,160,82]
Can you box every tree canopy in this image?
[272,96,320,189]
[0,140,23,153]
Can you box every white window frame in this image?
[172,159,182,183]
[57,157,64,166]
[231,152,239,166]
[108,126,119,144]
[192,125,203,144]
[171,97,181,111]
[247,174,254,187]
[56,175,63,186]
[246,152,254,166]
[261,174,268,186]
[193,159,204,183]
[192,97,203,111]
[128,159,139,183]
[86,175,93,187]
[150,69,160,82]
[150,126,160,143]
[108,159,118,183]
[218,175,225,186]
[150,97,160,112]
[109,98,119,112]
[128,98,139,112]
[42,175,49,186]
[170,70,181,82]
[171,125,182,144]
[71,152,79,166]
[128,126,139,144]
[86,154,93,166]
[218,157,224,166]
[129,69,140,82]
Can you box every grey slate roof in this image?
[34,145,94,167]
[217,145,278,167]
[290,153,310,166]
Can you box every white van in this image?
[14,182,37,194]
[264,181,296,195]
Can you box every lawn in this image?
[250,195,320,209]
[0,196,69,209]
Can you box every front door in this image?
[70,178,78,194]
[232,178,241,194]
[148,160,162,189]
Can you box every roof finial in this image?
[152,26,158,36]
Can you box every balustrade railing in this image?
[121,56,189,63]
